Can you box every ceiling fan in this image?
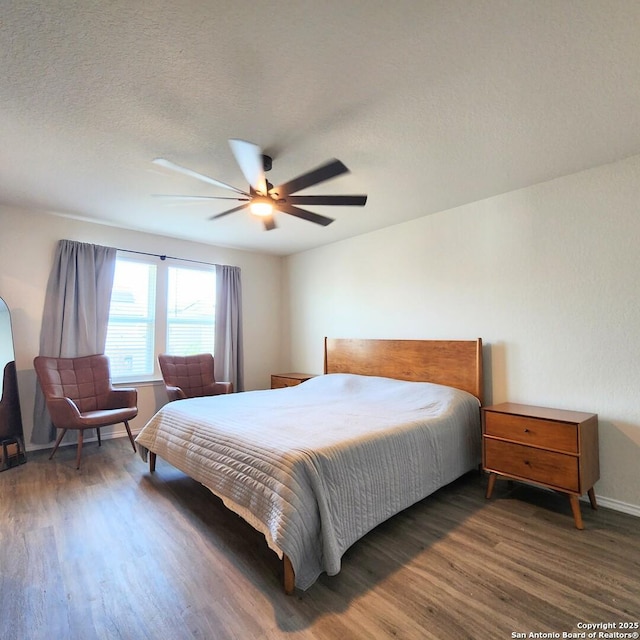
[152,139,367,231]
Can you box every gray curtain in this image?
[214,265,244,392]
[31,240,116,444]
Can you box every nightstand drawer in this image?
[271,376,299,389]
[484,439,579,492]
[271,373,315,389]
[484,411,578,453]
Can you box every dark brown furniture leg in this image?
[485,472,497,499]
[587,487,598,510]
[124,420,137,452]
[76,430,84,470]
[283,554,295,595]
[149,451,156,473]
[569,495,584,530]
[49,428,67,460]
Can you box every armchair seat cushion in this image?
[77,407,138,428]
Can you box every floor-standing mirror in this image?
[0,296,26,470]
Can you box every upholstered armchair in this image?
[33,354,138,469]
[158,353,233,402]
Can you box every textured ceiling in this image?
[2,1,640,255]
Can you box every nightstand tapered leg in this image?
[587,487,598,510]
[486,472,497,499]
[569,495,584,530]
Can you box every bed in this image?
[135,337,484,592]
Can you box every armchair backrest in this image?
[158,353,219,399]
[34,354,115,413]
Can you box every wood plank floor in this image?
[1,437,638,640]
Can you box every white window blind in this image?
[166,266,216,356]
[105,255,216,382]
[105,259,157,378]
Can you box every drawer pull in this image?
[523,428,530,433]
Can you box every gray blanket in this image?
[135,373,481,589]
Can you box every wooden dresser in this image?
[482,402,599,529]
[270,373,316,389]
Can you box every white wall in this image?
[285,154,640,514]
[0,206,285,447]
[3,154,640,513]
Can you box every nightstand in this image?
[482,402,599,529]
[271,373,316,389]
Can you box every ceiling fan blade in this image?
[286,195,367,206]
[262,216,277,231]
[276,202,334,226]
[153,194,249,201]
[273,159,349,196]
[152,158,250,196]
[228,139,267,194]
[208,203,250,221]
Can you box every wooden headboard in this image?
[324,338,484,404]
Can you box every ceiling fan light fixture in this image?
[154,139,367,230]
[249,196,274,217]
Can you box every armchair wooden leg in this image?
[97,427,102,447]
[49,429,67,460]
[123,420,137,453]
[76,430,84,470]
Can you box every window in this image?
[105,255,216,381]
[105,259,156,379]
[166,266,216,356]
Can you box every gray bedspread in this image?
[135,373,481,589]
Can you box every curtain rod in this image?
[114,248,220,268]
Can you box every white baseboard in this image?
[96,425,138,442]
[591,495,640,518]
[26,426,138,451]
